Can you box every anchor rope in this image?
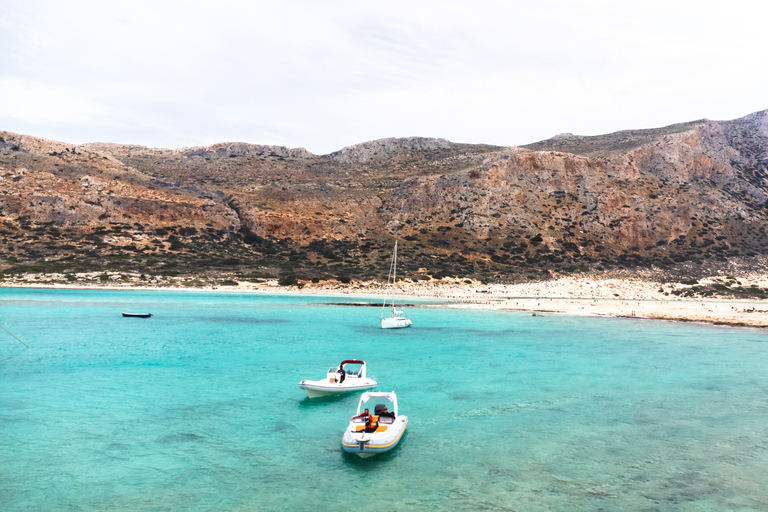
[1,324,29,348]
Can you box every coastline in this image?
[4,275,768,329]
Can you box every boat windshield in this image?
[329,363,364,377]
[359,397,396,418]
[341,363,363,377]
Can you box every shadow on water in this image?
[458,328,517,337]
[155,433,204,444]
[353,326,521,337]
[273,421,296,432]
[297,394,357,408]
[106,442,130,452]
[354,325,417,335]
[340,431,409,469]
[312,302,408,307]
[194,317,291,324]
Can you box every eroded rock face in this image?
[0,167,238,229]
[0,132,238,230]
[327,137,454,163]
[379,111,768,253]
[2,110,768,276]
[180,142,313,160]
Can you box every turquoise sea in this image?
[2,288,768,511]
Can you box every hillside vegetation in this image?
[2,110,768,291]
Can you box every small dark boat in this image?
[122,313,152,318]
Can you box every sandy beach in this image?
[302,276,768,329]
[4,272,768,329]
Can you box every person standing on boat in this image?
[338,366,346,384]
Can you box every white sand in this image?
[4,275,768,328]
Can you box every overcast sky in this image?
[1,0,766,155]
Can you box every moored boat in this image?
[299,360,377,398]
[380,309,412,329]
[380,240,413,329]
[341,391,407,458]
[122,312,152,318]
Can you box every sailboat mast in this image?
[381,240,397,317]
[392,240,397,308]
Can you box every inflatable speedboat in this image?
[341,391,408,458]
[298,360,377,398]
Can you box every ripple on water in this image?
[155,433,204,444]
[3,289,768,511]
[194,316,290,324]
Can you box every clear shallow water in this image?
[2,288,768,511]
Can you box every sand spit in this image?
[3,274,768,329]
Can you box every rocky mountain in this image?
[2,109,768,288]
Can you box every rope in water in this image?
[1,324,29,348]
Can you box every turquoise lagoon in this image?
[2,288,768,511]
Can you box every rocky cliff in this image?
[2,110,767,285]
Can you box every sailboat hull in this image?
[381,317,412,329]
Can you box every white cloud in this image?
[0,76,109,125]
[1,0,766,153]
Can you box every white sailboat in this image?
[380,240,413,329]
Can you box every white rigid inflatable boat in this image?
[341,391,408,458]
[298,360,377,398]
